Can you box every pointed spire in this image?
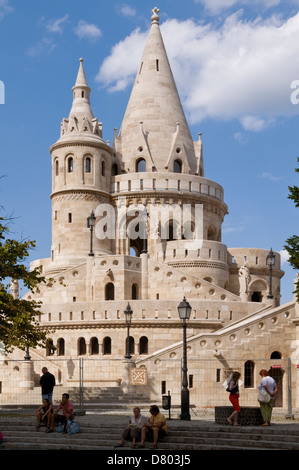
[69,58,93,121]
[118,7,198,174]
[56,58,105,144]
[74,58,89,88]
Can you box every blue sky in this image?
[0,0,298,304]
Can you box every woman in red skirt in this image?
[227,372,241,426]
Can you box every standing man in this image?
[40,367,55,403]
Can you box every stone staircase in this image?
[68,386,152,408]
[1,416,299,450]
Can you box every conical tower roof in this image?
[55,58,105,146]
[118,7,198,174]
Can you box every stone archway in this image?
[268,366,283,407]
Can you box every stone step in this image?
[1,419,299,451]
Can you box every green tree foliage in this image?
[0,217,50,353]
[284,157,299,302]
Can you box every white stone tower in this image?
[50,58,114,267]
[112,7,229,289]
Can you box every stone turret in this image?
[117,7,200,175]
[49,59,113,268]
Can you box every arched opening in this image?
[127,336,135,355]
[46,339,55,356]
[90,337,99,355]
[112,163,118,176]
[207,225,217,241]
[162,219,180,241]
[105,283,114,300]
[85,157,91,173]
[78,337,86,355]
[252,291,262,302]
[268,365,283,407]
[173,159,182,173]
[250,280,267,302]
[136,158,146,172]
[132,284,138,300]
[103,337,111,355]
[244,360,254,388]
[57,338,65,356]
[68,157,73,173]
[139,336,148,354]
[270,351,282,359]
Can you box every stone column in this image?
[141,252,148,300]
[20,360,35,391]
[121,359,136,394]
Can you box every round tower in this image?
[50,59,113,267]
[112,8,229,289]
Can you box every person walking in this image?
[227,371,241,426]
[40,367,55,403]
[258,369,277,426]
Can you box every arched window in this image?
[46,339,55,356]
[112,164,118,176]
[139,336,148,354]
[136,158,146,172]
[90,337,99,355]
[103,337,111,355]
[105,283,114,300]
[68,157,74,173]
[78,337,86,355]
[57,338,65,356]
[207,225,217,241]
[128,336,134,355]
[244,360,254,388]
[101,160,106,176]
[173,159,182,173]
[270,351,282,359]
[132,284,138,299]
[85,157,91,173]
[55,159,59,176]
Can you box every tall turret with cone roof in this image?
[116,7,202,175]
[49,58,114,268]
[112,7,227,285]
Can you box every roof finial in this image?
[151,6,160,24]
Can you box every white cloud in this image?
[96,11,299,130]
[96,28,147,91]
[194,0,281,15]
[45,14,69,34]
[119,4,136,17]
[26,37,56,58]
[279,249,290,265]
[257,172,283,181]
[75,20,102,41]
[0,0,13,21]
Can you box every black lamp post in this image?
[124,303,133,359]
[24,346,31,361]
[266,248,275,299]
[87,210,96,256]
[177,297,192,420]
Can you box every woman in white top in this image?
[258,369,277,426]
